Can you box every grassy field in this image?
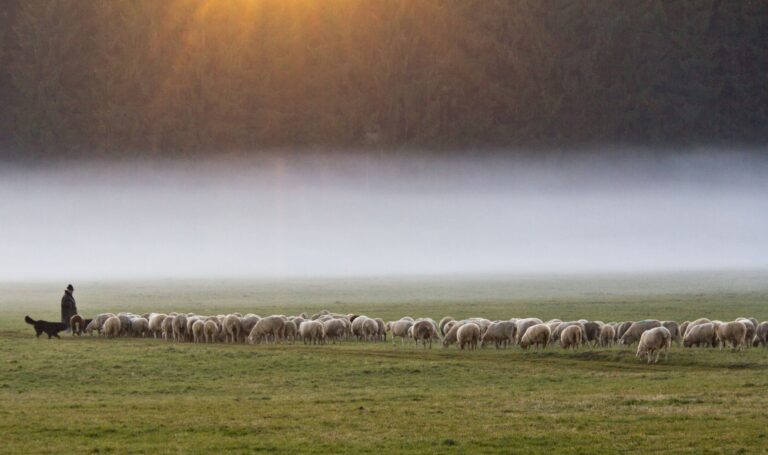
[2,272,768,454]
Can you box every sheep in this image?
[351,316,372,341]
[661,321,682,345]
[615,321,632,340]
[683,322,718,348]
[222,314,242,343]
[684,318,711,338]
[735,318,756,346]
[172,314,188,342]
[582,321,603,346]
[457,323,481,350]
[102,316,121,338]
[248,315,286,344]
[439,316,455,336]
[480,321,516,348]
[323,318,347,343]
[192,319,205,343]
[389,319,414,346]
[679,321,690,339]
[299,320,325,345]
[240,315,261,342]
[203,320,219,344]
[560,324,583,350]
[442,321,466,348]
[715,321,747,351]
[148,313,167,339]
[468,318,492,334]
[282,320,297,344]
[375,318,387,342]
[599,324,616,347]
[516,318,543,343]
[551,321,587,345]
[70,314,85,336]
[545,320,562,337]
[118,314,133,336]
[618,320,661,346]
[636,327,672,363]
[85,319,100,336]
[130,317,149,337]
[411,319,439,349]
[161,315,176,341]
[519,324,550,350]
[753,321,768,348]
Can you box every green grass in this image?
[2,272,768,454]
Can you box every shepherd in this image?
[61,284,78,332]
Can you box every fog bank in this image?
[1,151,766,280]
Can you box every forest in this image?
[0,0,766,158]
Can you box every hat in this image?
[66,284,74,291]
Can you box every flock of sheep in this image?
[70,312,768,363]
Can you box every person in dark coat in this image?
[61,284,78,332]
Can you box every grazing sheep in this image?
[70,314,85,336]
[551,321,587,345]
[545,320,562,337]
[715,321,747,351]
[560,325,583,350]
[222,314,242,343]
[240,316,261,342]
[85,319,100,336]
[735,318,756,346]
[679,321,690,339]
[442,321,466,348]
[439,316,455,336]
[519,324,550,350]
[599,324,616,347]
[684,318,711,338]
[192,319,205,343]
[102,316,121,338]
[753,321,768,348]
[683,322,718,348]
[412,320,439,349]
[516,318,544,343]
[351,316,372,341]
[299,320,325,345]
[375,318,387,342]
[457,323,481,350]
[130,317,149,337]
[172,314,188,342]
[248,315,286,344]
[616,321,632,340]
[118,314,133,336]
[203,320,219,344]
[480,321,516,348]
[361,317,379,342]
[582,321,603,346]
[161,316,176,341]
[390,319,414,346]
[661,321,682,345]
[283,320,297,344]
[323,318,347,343]
[148,313,167,339]
[618,320,661,347]
[636,327,672,363]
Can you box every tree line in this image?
[1,0,766,158]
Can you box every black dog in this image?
[24,315,66,339]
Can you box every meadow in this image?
[2,272,767,454]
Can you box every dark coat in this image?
[61,290,78,329]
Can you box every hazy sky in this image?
[1,150,766,280]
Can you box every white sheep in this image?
[519,323,550,350]
[102,316,121,338]
[457,323,481,350]
[636,327,671,363]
